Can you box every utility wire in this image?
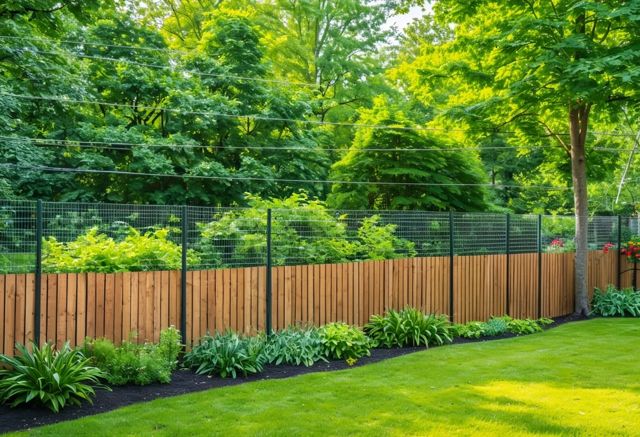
[0,135,558,153]
[0,163,570,190]
[3,93,636,139]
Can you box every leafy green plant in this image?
[262,326,326,367]
[491,316,551,335]
[318,322,371,362]
[592,286,640,317]
[81,327,182,385]
[483,317,509,336]
[183,331,265,378]
[364,308,452,347]
[0,342,109,413]
[43,227,200,273]
[451,321,486,339]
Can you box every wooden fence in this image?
[0,250,632,355]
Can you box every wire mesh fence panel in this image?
[541,215,576,253]
[187,206,266,270]
[41,201,183,273]
[0,200,36,273]
[509,214,539,254]
[588,216,618,250]
[452,212,507,255]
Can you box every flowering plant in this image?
[602,242,615,254]
[620,238,640,263]
[545,238,565,253]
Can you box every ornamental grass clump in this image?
[364,307,452,348]
[183,331,266,378]
[0,342,109,413]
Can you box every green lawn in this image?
[12,319,640,436]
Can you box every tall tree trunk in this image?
[569,102,591,316]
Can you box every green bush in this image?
[43,227,200,273]
[262,326,326,367]
[81,327,182,385]
[364,308,452,347]
[483,317,510,336]
[318,322,371,362]
[183,331,265,378]
[451,321,486,339]
[452,316,552,338]
[592,286,640,317]
[196,193,416,268]
[0,342,109,413]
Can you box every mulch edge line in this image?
[0,313,587,434]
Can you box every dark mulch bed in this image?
[0,314,587,434]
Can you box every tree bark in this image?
[569,102,591,316]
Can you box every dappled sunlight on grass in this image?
[471,381,640,436]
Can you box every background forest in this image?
[1,0,639,215]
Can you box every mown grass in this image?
[11,318,640,436]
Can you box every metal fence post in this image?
[448,211,454,323]
[617,215,622,289]
[180,205,188,345]
[266,208,273,336]
[34,200,43,345]
[505,213,511,316]
[537,214,542,318]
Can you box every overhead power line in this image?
[0,135,559,154]
[3,93,636,139]
[0,163,570,190]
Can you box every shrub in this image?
[451,321,486,339]
[365,308,452,347]
[262,326,326,367]
[43,227,200,273]
[592,286,640,317]
[183,331,265,378]
[82,326,182,386]
[494,316,552,335]
[318,322,371,362]
[483,317,509,336]
[0,342,108,413]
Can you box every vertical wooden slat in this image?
[207,270,216,335]
[24,273,35,346]
[85,273,96,340]
[104,273,115,342]
[161,271,170,333]
[169,270,179,329]
[55,274,67,349]
[192,270,201,342]
[121,272,130,343]
[66,274,77,347]
[96,273,106,339]
[4,275,16,353]
[113,273,123,345]
[14,274,26,348]
[244,268,251,334]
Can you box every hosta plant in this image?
[262,325,326,367]
[183,331,265,378]
[592,286,640,317]
[365,308,453,347]
[0,342,109,413]
[318,322,371,361]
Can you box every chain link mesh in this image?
[0,199,639,273]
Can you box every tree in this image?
[398,1,640,314]
[327,98,489,210]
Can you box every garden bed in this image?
[0,314,582,434]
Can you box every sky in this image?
[384,5,431,32]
